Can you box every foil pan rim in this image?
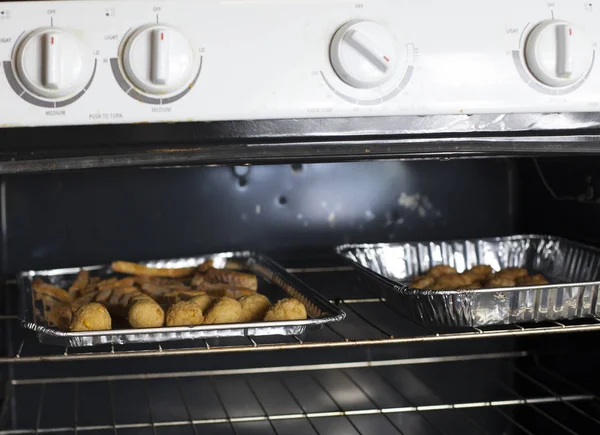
[336,234,600,254]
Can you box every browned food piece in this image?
[97,277,119,291]
[112,261,195,278]
[81,276,101,295]
[466,265,493,281]
[208,268,257,289]
[197,260,214,273]
[68,270,89,299]
[135,276,188,286]
[40,296,72,330]
[128,299,165,328]
[189,294,215,312]
[264,298,307,321]
[94,289,113,304]
[139,282,189,300]
[192,281,256,295]
[135,276,190,300]
[105,287,139,310]
[426,265,457,278]
[203,297,243,324]
[464,281,483,289]
[71,286,154,317]
[70,283,165,329]
[163,290,206,305]
[139,282,173,300]
[238,294,271,322]
[166,301,204,326]
[459,271,480,284]
[192,268,258,291]
[71,292,98,312]
[495,267,528,280]
[516,274,549,286]
[115,276,137,288]
[191,281,234,292]
[108,286,139,306]
[223,260,247,270]
[127,293,155,306]
[32,278,73,304]
[70,303,111,331]
[485,276,516,288]
[433,273,471,289]
[411,276,435,289]
[202,288,256,299]
[120,291,146,307]
[104,287,141,317]
[469,264,494,279]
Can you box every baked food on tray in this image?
[31,260,307,332]
[410,264,548,290]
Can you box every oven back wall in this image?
[517,157,600,245]
[2,159,515,273]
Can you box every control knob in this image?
[122,24,197,95]
[525,20,593,87]
[15,27,90,99]
[330,20,399,89]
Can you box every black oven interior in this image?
[1,156,599,435]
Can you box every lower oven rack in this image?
[1,351,597,435]
[2,263,600,363]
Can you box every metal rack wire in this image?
[1,352,598,435]
[3,266,600,363]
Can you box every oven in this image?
[0,1,599,434]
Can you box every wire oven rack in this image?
[0,351,598,435]
[2,264,600,363]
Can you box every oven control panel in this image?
[0,0,598,127]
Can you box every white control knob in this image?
[122,24,196,95]
[15,27,89,99]
[525,20,593,87]
[330,20,398,89]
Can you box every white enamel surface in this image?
[0,0,598,127]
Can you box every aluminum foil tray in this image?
[18,251,345,347]
[337,235,600,327]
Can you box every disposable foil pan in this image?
[337,235,600,327]
[18,251,345,347]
